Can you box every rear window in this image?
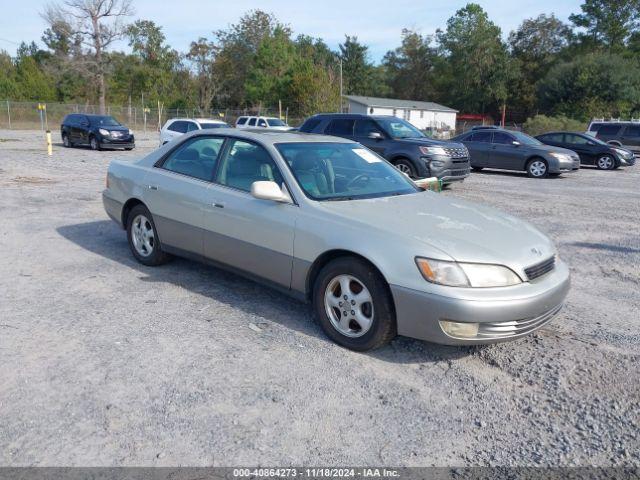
[326,119,355,136]
[624,124,640,137]
[168,121,188,133]
[589,123,603,132]
[597,124,622,136]
[200,123,228,129]
[300,118,322,133]
[468,131,492,143]
[267,118,286,127]
[236,117,247,125]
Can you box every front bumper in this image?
[423,155,471,183]
[99,134,135,148]
[390,260,570,345]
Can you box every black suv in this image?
[299,114,470,183]
[61,114,135,151]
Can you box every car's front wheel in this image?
[527,158,548,178]
[62,134,72,148]
[90,136,101,151]
[313,257,396,351]
[596,154,615,170]
[393,158,417,178]
[126,204,171,266]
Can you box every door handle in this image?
[212,201,225,209]
[147,185,158,190]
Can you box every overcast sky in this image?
[1,0,584,62]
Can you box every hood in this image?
[99,125,129,133]
[319,192,555,274]
[530,143,576,156]
[396,137,465,149]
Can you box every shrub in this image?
[523,114,586,136]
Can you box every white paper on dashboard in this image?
[352,148,382,163]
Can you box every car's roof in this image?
[537,131,587,136]
[188,128,353,144]
[167,117,226,123]
[308,113,397,120]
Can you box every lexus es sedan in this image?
[103,129,570,351]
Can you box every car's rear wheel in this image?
[313,257,396,351]
[126,204,171,266]
[527,158,548,178]
[62,134,72,148]
[596,154,615,170]
[393,158,417,178]
[90,136,101,151]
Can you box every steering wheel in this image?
[346,174,371,189]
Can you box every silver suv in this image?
[587,120,640,160]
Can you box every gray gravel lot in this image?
[0,129,638,467]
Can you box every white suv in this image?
[160,118,229,145]
[235,116,292,131]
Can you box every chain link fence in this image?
[0,101,307,132]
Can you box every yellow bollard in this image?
[46,130,52,156]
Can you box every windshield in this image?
[511,131,542,146]
[267,118,287,127]
[200,123,228,129]
[376,117,425,139]
[90,116,120,126]
[276,142,418,201]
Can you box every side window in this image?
[354,119,383,137]
[548,133,565,142]
[168,121,187,133]
[589,123,603,133]
[300,118,321,132]
[160,137,225,181]
[236,117,247,125]
[216,140,284,192]
[186,122,199,132]
[326,119,355,136]
[565,134,589,145]
[469,131,492,143]
[258,118,267,127]
[598,124,622,136]
[248,118,257,126]
[624,125,640,137]
[492,132,515,144]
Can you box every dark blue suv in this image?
[61,114,135,151]
[299,114,470,183]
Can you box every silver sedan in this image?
[103,129,570,351]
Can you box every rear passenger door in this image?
[563,134,595,165]
[203,139,296,288]
[464,131,492,167]
[164,120,188,143]
[324,119,355,141]
[144,136,225,256]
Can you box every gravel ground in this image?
[0,129,638,467]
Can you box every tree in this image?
[338,36,374,96]
[187,37,219,111]
[0,51,19,100]
[508,14,572,115]
[436,3,512,115]
[570,0,640,50]
[42,0,134,113]
[383,29,436,101]
[538,53,640,119]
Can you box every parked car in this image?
[536,131,635,170]
[103,129,569,351]
[160,118,229,145]
[61,114,135,151]
[453,126,580,178]
[586,120,640,161]
[299,114,471,183]
[235,116,292,131]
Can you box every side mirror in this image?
[512,141,521,147]
[368,131,383,140]
[251,181,292,203]
[588,141,596,146]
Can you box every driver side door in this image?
[488,131,522,170]
[353,119,389,156]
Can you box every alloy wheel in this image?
[529,160,547,177]
[131,214,155,257]
[597,155,614,170]
[91,138,98,150]
[324,274,375,338]
[63,135,69,147]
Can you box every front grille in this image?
[524,256,556,281]
[451,169,470,177]
[452,159,469,164]
[444,147,468,158]
[476,304,562,339]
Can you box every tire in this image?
[90,136,101,151]
[393,158,418,178]
[125,147,134,151]
[62,134,72,148]
[526,158,548,178]
[313,257,396,351]
[471,166,483,172]
[126,204,171,266]
[596,154,615,170]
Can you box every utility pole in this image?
[339,58,343,113]
[6,100,10,129]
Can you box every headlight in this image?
[128,129,133,135]
[415,257,522,288]
[550,152,573,162]
[419,146,446,156]
[99,128,110,136]
[613,148,629,157]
